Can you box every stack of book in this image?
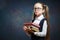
[24,23,40,32]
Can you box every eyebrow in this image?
[34,7,43,8]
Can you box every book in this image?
[24,23,40,32]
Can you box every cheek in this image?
[38,10,43,13]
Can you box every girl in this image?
[23,2,50,40]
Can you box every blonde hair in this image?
[32,2,50,40]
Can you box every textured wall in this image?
[0,0,60,40]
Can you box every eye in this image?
[34,7,42,10]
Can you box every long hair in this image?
[32,2,50,40]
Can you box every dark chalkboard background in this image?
[0,0,60,40]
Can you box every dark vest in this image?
[31,18,47,40]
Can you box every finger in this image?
[23,26,27,30]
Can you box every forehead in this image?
[34,3,43,8]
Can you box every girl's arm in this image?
[33,20,48,37]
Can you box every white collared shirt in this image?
[32,14,48,37]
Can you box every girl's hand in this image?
[23,26,28,31]
[23,26,34,34]
[23,26,31,36]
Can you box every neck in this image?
[36,14,42,18]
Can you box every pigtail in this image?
[44,5,50,40]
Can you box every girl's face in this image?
[34,3,44,16]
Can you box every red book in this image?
[24,22,40,32]
[24,22,40,28]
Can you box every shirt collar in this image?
[35,14,44,20]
